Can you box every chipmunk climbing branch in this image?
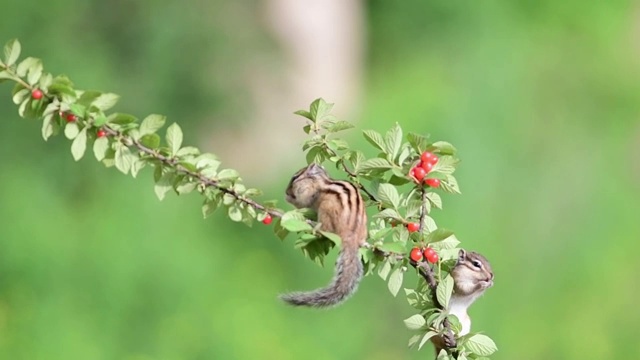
[0,39,497,360]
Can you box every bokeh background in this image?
[1,1,640,359]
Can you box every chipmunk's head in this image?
[451,249,494,296]
[285,163,329,209]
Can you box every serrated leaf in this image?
[426,228,455,243]
[427,192,443,209]
[324,120,354,133]
[217,168,239,180]
[280,218,313,232]
[41,114,55,140]
[140,114,166,136]
[140,133,160,149]
[385,123,403,160]
[93,137,109,161]
[378,259,392,280]
[387,267,403,296]
[377,241,405,253]
[115,145,135,174]
[377,183,400,208]
[319,231,342,245]
[436,275,454,308]
[407,132,430,153]
[92,93,119,111]
[363,129,386,151]
[359,158,393,171]
[430,235,460,251]
[64,122,80,139]
[70,128,87,161]
[166,123,183,156]
[373,208,401,219]
[4,39,21,67]
[309,98,333,121]
[441,175,461,194]
[418,331,438,350]
[403,314,426,330]
[465,334,497,356]
[154,172,174,200]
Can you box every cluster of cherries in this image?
[32,89,107,138]
[410,151,440,188]
[410,246,439,264]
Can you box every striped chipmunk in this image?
[432,249,494,355]
[280,163,367,308]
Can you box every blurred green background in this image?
[1,1,640,359]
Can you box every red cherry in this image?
[407,222,419,233]
[425,178,441,188]
[423,247,435,258]
[413,166,426,181]
[410,247,423,262]
[66,113,77,122]
[421,161,434,173]
[262,214,273,225]
[426,249,439,264]
[96,129,107,138]
[31,89,43,100]
[421,152,438,165]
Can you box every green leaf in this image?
[166,123,183,156]
[16,57,38,77]
[363,130,386,151]
[293,109,312,120]
[319,231,342,245]
[418,331,438,350]
[323,120,354,133]
[378,260,391,280]
[385,123,403,160]
[64,122,80,139]
[403,314,426,330]
[427,192,443,209]
[377,183,400,208]
[436,275,454,308]
[94,115,108,127]
[0,71,14,82]
[377,241,405,254]
[26,59,43,86]
[92,93,120,111]
[140,134,160,149]
[431,141,457,155]
[202,198,220,218]
[228,205,243,222]
[309,98,333,121]
[115,145,135,174]
[93,137,110,161]
[4,39,21,67]
[464,334,497,356]
[280,218,313,232]
[387,267,403,297]
[373,208,401,220]
[107,113,137,125]
[154,172,175,200]
[12,88,29,105]
[70,128,88,161]
[426,228,455,243]
[18,98,29,117]
[359,158,393,171]
[217,168,240,181]
[176,146,200,157]
[440,175,461,194]
[41,114,55,140]
[140,114,166,135]
[430,235,460,251]
[407,132,430,153]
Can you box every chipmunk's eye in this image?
[471,260,482,269]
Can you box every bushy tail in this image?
[280,243,363,308]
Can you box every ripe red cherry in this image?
[66,113,77,122]
[421,151,438,165]
[407,222,419,233]
[96,129,107,138]
[262,214,273,225]
[421,161,434,173]
[410,247,423,262]
[425,249,439,264]
[425,178,441,188]
[413,166,426,181]
[31,89,43,100]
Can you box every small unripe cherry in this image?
[421,151,438,165]
[31,89,43,100]
[425,178,441,188]
[66,113,77,122]
[96,129,107,138]
[407,222,419,233]
[410,247,423,262]
[262,214,273,225]
[413,166,426,181]
[421,161,434,173]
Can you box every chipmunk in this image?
[432,249,494,355]
[279,163,367,308]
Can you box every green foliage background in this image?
[1,1,639,359]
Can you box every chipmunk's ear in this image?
[457,249,467,263]
[306,163,326,176]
